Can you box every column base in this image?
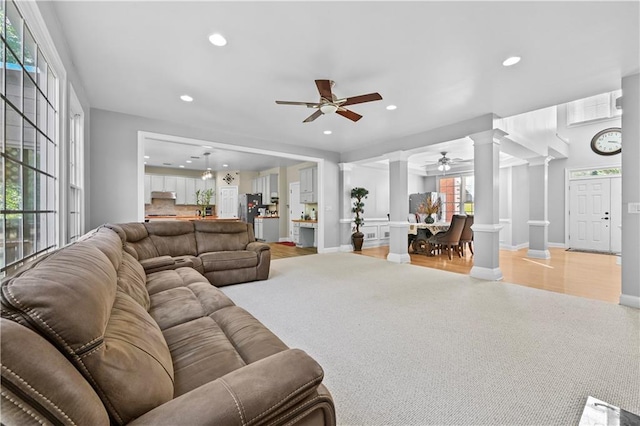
[527,249,550,259]
[387,253,411,264]
[470,266,503,281]
[339,244,353,252]
[620,294,640,309]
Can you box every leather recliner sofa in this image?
[111,220,271,287]
[0,225,335,425]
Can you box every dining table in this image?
[409,222,450,256]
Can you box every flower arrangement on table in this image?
[417,195,441,223]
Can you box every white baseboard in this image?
[619,294,640,309]
[470,266,504,281]
[279,237,291,242]
[339,244,353,252]
[527,249,551,259]
[499,242,528,251]
[318,246,340,254]
[548,242,566,249]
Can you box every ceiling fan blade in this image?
[342,92,383,106]
[303,109,323,123]
[336,109,363,122]
[276,100,321,108]
[315,80,334,101]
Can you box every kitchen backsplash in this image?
[146,198,217,216]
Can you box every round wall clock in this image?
[590,127,622,156]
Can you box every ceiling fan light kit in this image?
[275,79,382,123]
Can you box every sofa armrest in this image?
[247,241,270,253]
[129,349,325,426]
[139,256,176,274]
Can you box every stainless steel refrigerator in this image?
[238,193,263,226]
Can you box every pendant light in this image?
[201,152,213,180]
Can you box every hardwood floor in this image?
[268,243,317,259]
[355,246,622,303]
[266,242,621,304]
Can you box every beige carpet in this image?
[222,253,640,425]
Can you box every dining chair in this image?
[428,214,466,260]
[458,215,474,256]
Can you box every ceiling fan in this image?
[275,79,382,123]
[426,152,473,173]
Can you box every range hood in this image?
[151,191,176,200]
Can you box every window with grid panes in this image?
[438,174,474,222]
[1,0,58,275]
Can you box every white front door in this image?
[219,186,238,218]
[569,178,612,252]
[610,177,622,253]
[289,182,303,241]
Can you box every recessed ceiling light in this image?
[179,165,185,168]
[208,33,227,47]
[222,164,229,168]
[207,167,212,171]
[502,56,521,67]
[323,130,332,135]
[386,105,397,111]
[144,155,150,159]
[180,95,194,102]
[186,160,192,163]
[202,145,212,149]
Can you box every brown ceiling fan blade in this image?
[336,109,362,122]
[303,109,323,123]
[315,80,334,101]
[276,100,321,108]
[341,93,383,106]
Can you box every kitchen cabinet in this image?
[299,166,317,203]
[146,174,215,205]
[164,176,178,192]
[251,174,278,204]
[185,178,196,205]
[254,217,279,242]
[150,175,165,192]
[297,221,317,248]
[175,177,186,204]
[292,222,300,245]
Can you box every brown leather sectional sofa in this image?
[112,220,271,286]
[0,222,335,425]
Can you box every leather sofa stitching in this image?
[75,336,103,352]
[74,355,124,425]
[1,390,47,425]
[268,395,334,426]
[220,378,247,425]
[1,365,77,425]
[247,373,323,424]
[210,311,248,367]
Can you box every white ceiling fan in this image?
[425,152,473,174]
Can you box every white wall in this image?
[351,166,389,219]
[547,104,622,243]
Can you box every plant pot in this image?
[351,232,365,251]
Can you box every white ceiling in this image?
[51,1,639,170]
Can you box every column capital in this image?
[469,129,508,146]
[527,156,554,167]
[386,150,411,162]
[339,163,354,172]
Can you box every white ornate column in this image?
[469,130,505,280]
[387,151,411,264]
[527,156,552,259]
[339,163,355,252]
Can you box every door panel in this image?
[219,186,238,218]
[610,177,622,253]
[569,178,611,251]
[289,182,302,241]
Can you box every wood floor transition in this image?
[269,243,621,304]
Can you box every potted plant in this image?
[350,187,369,251]
[195,188,214,219]
[424,195,441,223]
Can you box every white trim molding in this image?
[527,220,550,227]
[500,242,529,251]
[387,252,411,264]
[338,163,354,172]
[619,294,640,309]
[470,266,504,281]
[471,223,504,233]
[318,247,340,254]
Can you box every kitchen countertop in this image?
[256,216,280,219]
[292,219,318,223]
[145,215,239,221]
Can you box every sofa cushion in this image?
[1,227,174,425]
[114,222,159,260]
[199,250,258,271]
[146,221,198,257]
[1,319,111,425]
[194,221,253,253]
[117,251,150,310]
